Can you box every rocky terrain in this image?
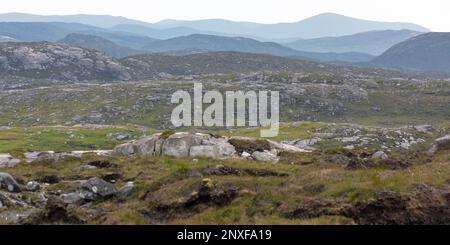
[0,35,449,225]
[0,122,449,225]
[0,42,131,81]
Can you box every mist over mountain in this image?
[154,13,429,39]
[0,12,149,28]
[373,32,450,73]
[0,22,103,41]
[0,12,429,40]
[285,29,422,56]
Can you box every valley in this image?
[0,10,449,226]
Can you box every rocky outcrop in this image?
[0,42,131,81]
[113,132,308,162]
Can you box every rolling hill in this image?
[285,29,423,56]
[58,33,142,58]
[142,34,300,57]
[373,32,450,72]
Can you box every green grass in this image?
[3,147,449,225]
[0,126,150,154]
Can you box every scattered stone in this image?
[251,151,279,162]
[0,172,21,193]
[371,151,389,160]
[26,181,41,192]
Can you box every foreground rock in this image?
[80,177,118,201]
[429,135,450,155]
[114,132,308,162]
[0,173,21,193]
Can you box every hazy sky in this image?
[1,0,449,31]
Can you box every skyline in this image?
[0,0,449,31]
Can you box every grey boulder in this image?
[0,172,21,193]
[80,177,117,200]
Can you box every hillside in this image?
[143,34,300,57]
[58,33,141,58]
[285,29,422,55]
[373,32,450,72]
[0,42,131,81]
[120,51,338,79]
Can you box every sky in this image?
[1,0,449,31]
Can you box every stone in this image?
[0,154,21,168]
[0,172,21,193]
[435,135,450,151]
[251,151,279,162]
[241,151,252,159]
[162,133,201,157]
[189,143,236,159]
[117,182,134,198]
[134,136,159,156]
[414,125,433,133]
[26,181,41,192]
[60,192,83,205]
[113,143,135,156]
[371,151,389,160]
[80,177,117,199]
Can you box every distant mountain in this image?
[143,34,300,57]
[77,30,159,50]
[58,33,142,58]
[1,12,429,40]
[285,29,423,56]
[0,22,103,41]
[110,24,234,40]
[372,32,450,73]
[0,42,131,81]
[0,12,149,28]
[155,13,429,39]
